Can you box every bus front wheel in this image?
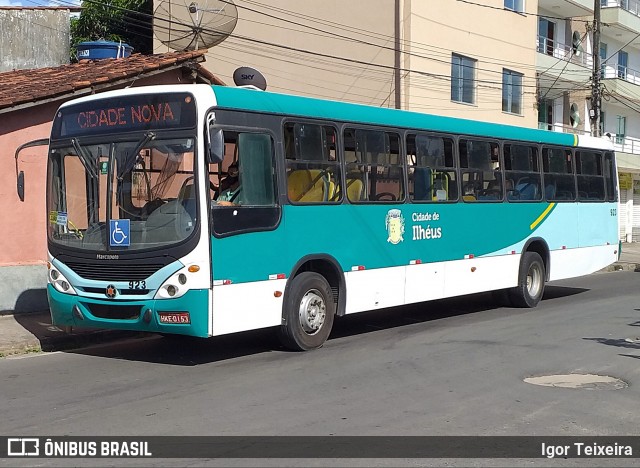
[509,252,545,308]
[278,272,335,351]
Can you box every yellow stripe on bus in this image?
[530,203,556,230]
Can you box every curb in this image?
[0,327,143,358]
[602,262,640,273]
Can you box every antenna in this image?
[233,66,267,90]
[154,0,238,51]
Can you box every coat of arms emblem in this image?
[385,209,405,244]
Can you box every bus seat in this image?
[462,182,476,201]
[515,177,540,201]
[544,182,556,200]
[413,167,431,201]
[346,178,364,201]
[288,169,330,202]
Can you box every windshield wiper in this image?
[117,132,156,181]
[71,138,98,179]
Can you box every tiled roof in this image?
[0,50,225,113]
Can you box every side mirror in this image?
[15,137,49,203]
[207,127,224,164]
[17,171,24,202]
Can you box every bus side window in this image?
[407,133,457,202]
[285,122,341,203]
[345,128,404,202]
[504,143,542,202]
[459,139,501,202]
[576,151,605,201]
[543,147,575,201]
[604,152,617,202]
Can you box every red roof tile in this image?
[0,50,225,113]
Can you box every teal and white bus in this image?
[44,84,619,350]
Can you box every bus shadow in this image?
[67,329,282,366]
[66,285,588,365]
[330,285,588,340]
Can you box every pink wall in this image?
[0,69,195,267]
[0,105,57,266]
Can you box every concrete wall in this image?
[0,68,190,313]
[0,8,70,72]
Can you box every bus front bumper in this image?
[47,285,210,338]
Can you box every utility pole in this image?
[590,0,602,137]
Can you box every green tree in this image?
[70,0,152,61]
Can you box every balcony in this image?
[602,0,640,17]
[538,0,593,17]
[536,36,592,89]
[602,63,640,83]
[601,1,640,47]
[601,63,640,101]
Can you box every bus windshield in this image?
[47,134,198,252]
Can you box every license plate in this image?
[158,312,191,324]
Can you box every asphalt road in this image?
[2,271,640,467]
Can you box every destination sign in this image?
[52,93,197,139]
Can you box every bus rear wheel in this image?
[278,272,335,351]
[509,252,545,308]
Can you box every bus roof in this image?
[212,85,597,149]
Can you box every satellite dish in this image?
[572,31,583,57]
[233,67,267,90]
[154,0,238,51]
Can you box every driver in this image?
[216,163,240,206]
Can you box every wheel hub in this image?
[298,289,326,335]
[527,264,542,297]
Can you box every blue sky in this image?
[0,0,80,6]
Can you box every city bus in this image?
[42,84,619,351]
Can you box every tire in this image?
[509,252,545,308]
[491,288,513,307]
[278,272,335,351]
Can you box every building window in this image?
[505,0,524,13]
[600,42,607,78]
[618,50,628,79]
[538,18,555,56]
[616,115,626,145]
[451,54,476,104]
[538,99,553,130]
[502,69,523,114]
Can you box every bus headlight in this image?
[154,266,196,300]
[48,266,77,295]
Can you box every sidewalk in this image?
[2,243,640,357]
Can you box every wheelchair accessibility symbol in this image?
[109,219,130,247]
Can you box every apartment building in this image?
[153,0,538,126]
[153,0,637,240]
[537,0,640,241]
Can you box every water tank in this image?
[76,40,133,60]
